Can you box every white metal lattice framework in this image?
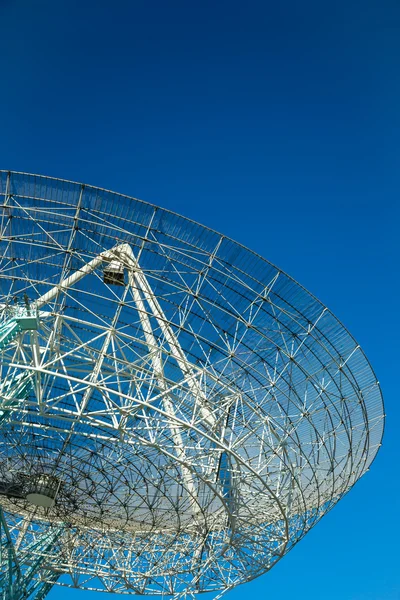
[0,171,384,597]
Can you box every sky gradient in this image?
[0,1,399,599]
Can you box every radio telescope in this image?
[0,171,384,599]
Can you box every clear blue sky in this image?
[1,1,399,599]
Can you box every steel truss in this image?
[0,506,62,600]
[0,171,384,597]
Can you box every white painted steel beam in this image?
[128,269,204,523]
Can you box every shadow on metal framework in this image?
[0,171,384,599]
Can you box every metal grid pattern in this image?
[0,171,384,596]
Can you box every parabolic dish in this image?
[0,171,384,596]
